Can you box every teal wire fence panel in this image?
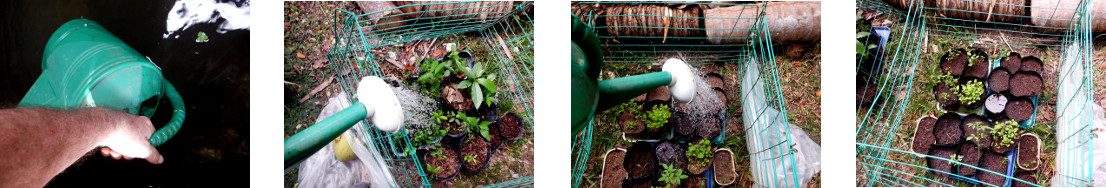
[856,0,1094,186]
[857,0,906,17]
[570,2,799,187]
[328,1,534,187]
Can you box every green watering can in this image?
[284,76,405,167]
[570,15,697,136]
[18,19,185,146]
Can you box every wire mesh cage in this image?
[327,1,534,187]
[856,0,1094,186]
[570,2,804,187]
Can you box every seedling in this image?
[991,119,1019,148]
[465,154,479,163]
[657,164,688,188]
[954,80,984,104]
[947,154,964,165]
[686,139,714,168]
[967,52,982,67]
[417,58,455,97]
[426,164,441,175]
[452,51,499,109]
[639,104,672,129]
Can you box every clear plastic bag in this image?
[741,60,821,187]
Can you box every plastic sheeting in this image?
[295,92,393,188]
[740,60,821,188]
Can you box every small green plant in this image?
[966,51,983,67]
[464,154,479,163]
[940,92,951,101]
[657,164,688,188]
[639,104,672,129]
[964,121,986,142]
[417,58,455,97]
[686,139,714,168]
[991,119,1019,148]
[947,154,964,165]
[954,79,984,104]
[426,164,441,175]
[934,73,957,86]
[452,51,499,109]
[461,113,493,141]
[943,49,962,61]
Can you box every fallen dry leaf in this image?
[296,52,306,59]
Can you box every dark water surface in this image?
[0,0,249,187]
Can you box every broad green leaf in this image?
[458,80,472,89]
[478,78,497,94]
[487,73,496,82]
[472,85,483,109]
[856,32,869,39]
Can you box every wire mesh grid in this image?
[327,1,534,187]
[855,0,1094,186]
[570,2,801,187]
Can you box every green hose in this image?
[149,80,185,146]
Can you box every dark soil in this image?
[1000,52,1022,72]
[1005,98,1034,122]
[680,175,706,188]
[961,115,993,149]
[602,149,627,188]
[926,146,957,178]
[426,148,460,179]
[962,49,990,79]
[646,86,671,103]
[488,123,503,152]
[461,135,489,171]
[1017,135,1039,170]
[1009,72,1043,97]
[940,49,969,77]
[912,116,937,154]
[934,83,959,107]
[499,113,523,139]
[934,113,963,146]
[620,110,646,134]
[445,121,467,137]
[858,83,879,107]
[624,142,657,180]
[706,73,724,89]
[622,178,653,188]
[987,67,1011,93]
[1012,171,1037,187]
[655,141,688,170]
[674,114,696,137]
[697,116,722,140]
[984,93,1008,118]
[713,150,736,185]
[1019,56,1043,74]
[714,88,727,104]
[957,142,983,176]
[978,151,1009,186]
[442,82,473,112]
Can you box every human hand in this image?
[96,114,164,164]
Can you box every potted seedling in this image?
[439,111,469,138]
[713,148,737,186]
[911,116,938,156]
[624,141,658,180]
[934,113,963,146]
[987,67,1011,94]
[934,73,960,109]
[674,113,696,138]
[1005,97,1035,122]
[962,114,993,149]
[682,175,706,188]
[642,103,673,134]
[657,164,689,188]
[939,48,968,77]
[954,78,987,110]
[990,118,1019,153]
[696,114,723,142]
[422,145,461,181]
[1016,133,1041,171]
[926,146,957,178]
[956,142,983,176]
[460,118,492,172]
[977,151,1010,186]
[601,148,628,188]
[1019,56,1043,74]
[655,140,688,171]
[453,56,499,111]
[411,123,448,148]
[488,122,504,153]
[616,101,646,135]
[1012,171,1037,187]
[499,112,524,141]
[1000,52,1022,72]
[416,58,456,97]
[962,49,990,79]
[1009,72,1043,97]
[685,139,713,175]
[984,93,1009,119]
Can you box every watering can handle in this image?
[148,80,184,147]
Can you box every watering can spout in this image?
[663,58,696,103]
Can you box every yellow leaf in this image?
[296,52,306,59]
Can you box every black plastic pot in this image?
[500,112,525,141]
[421,148,461,181]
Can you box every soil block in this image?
[1017,135,1039,170]
[706,73,724,89]
[644,103,673,134]
[926,146,957,178]
[1020,56,1043,74]
[714,88,727,105]
[858,83,879,107]
[934,113,963,146]
[1011,171,1037,187]
[634,93,647,103]
[978,151,1009,186]
[713,150,737,185]
[499,112,524,140]
[622,178,653,188]
[990,118,1017,153]
[984,93,1009,119]
[624,142,658,180]
[1005,97,1034,122]
[934,83,959,108]
[602,149,627,188]
[489,123,504,152]
[461,135,490,171]
[646,86,671,103]
[912,116,938,155]
[697,115,722,140]
[1000,52,1022,72]
[987,67,1011,93]
[939,48,969,77]
[962,49,990,79]
[961,115,993,149]
[425,148,460,180]
[674,114,696,137]
[1009,72,1043,97]
[957,142,984,176]
[655,140,688,170]
[680,175,706,188]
